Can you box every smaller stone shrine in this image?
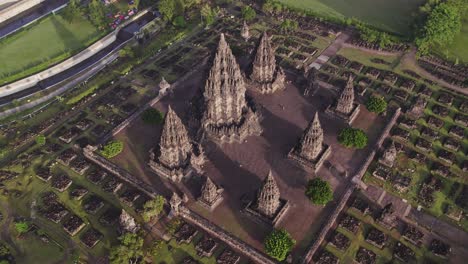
[325,76,360,124]
[379,141,397,167]
[197,176,224,211]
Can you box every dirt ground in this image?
[112,64,388,256]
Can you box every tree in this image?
[14,221,29,235]
[0,244,10,257]
[415,2,462,55]
[62,0,82,23]
[280,19,298,33]
[119,46,135,59]
[264,229,295,261]
[337,128,368,149]
[88,0,108,28]
[141,108,164,124]
[241,6,256,21]
[109,233,144,264]
[100,140,124,158]
[35,134,46,146]
[172,15,186,28]
[365,96,387,114]
[201,4,218,26]
[158,0,176,21]
[142,195,165,222]
[150,240,165,258]
[305,178,333,205]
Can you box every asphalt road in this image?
[0,11,155,105]
[0,0,68,39]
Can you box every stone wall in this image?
[83,145,158,198]
[179,206,277,264]
[301,107,401,264]
[0,0,45,24]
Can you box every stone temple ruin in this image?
[198,176,224,211]
[288,112,331,173]
[304,67,319,96]
[201,34,262,144]
[379,141,397,168]
[244,170,289,227]
[149,106,205,182]
[240,21,250,41]
[250,32,285,94]
[326,76,360,124]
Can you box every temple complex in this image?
[201,34,262,143]
[288,112,331,172]
[198,176,224,211]
[250,32,285,94]
[240,21,250,41]
[379,141,397,167]
[149,106,205,182]
[325,76,360,124]
[244,170,289,227]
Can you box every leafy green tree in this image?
[142,195,165,222]
[110,233,144,264]
[88,0,108,28]
[119,46,135,58]
[35,134,46,146]
[264,229,295,261]
[415,2,462,55]
[141,108,164,124]
[62,0,82,23]
[100,140,124,158]
[280,19,298,33]
[241,6,256,21]
[338,128,368,149]
[263,0,283,14]
[172,15,186,28]
[158,0,176,21]
[150,240,165,257]
[0,260,9,264]
[0,244,10,257]
[14,221,29,235]
[201,4,218,26]
[365,96,387,114]
[305,178,333,205]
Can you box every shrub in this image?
[100,140,124,158]
[141,108,164,124]
[172,16,186,28]
[366,96,387,114]
[338,128,368,149]
[305,178,333,205]
[14,221,29,234]
[35,135,46,146]
[264,229,295,261]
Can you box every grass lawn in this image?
[277,0,426,35]
[0,13,104,85]
[432,15,468,63]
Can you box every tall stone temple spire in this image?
[256,170,281,217]
[149,106,204,182]
[198,176,224,210]
[241,21,250,41]
[250,32,285,94]
[297,112,324,161]
[288,113,331,172]
[336,76,355,115]
[202,34,262,143]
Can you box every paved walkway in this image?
[307,31,350,71]
[0,0,68,39]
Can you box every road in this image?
[0,0,68,39]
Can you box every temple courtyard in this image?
[111,41,387,257]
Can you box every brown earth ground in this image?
[112,62,387,257]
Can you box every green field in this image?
[277,0,426,35]
[0,13,104,85]
[433,15,468,63]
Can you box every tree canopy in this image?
[141,108,164,124]
[201,4,219,26]
[88,0,108,28]
[142,195,165,222]
[338,128,368,149]
[35,135,46,146]
[109,233,144,264]
[305,178,333,205]
[241,6,256,21]
[14,221,29,234]
[264,229,295,261]
[365,96,387,114]
[415,1,462,55]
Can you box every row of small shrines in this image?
[148,32,361,225]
